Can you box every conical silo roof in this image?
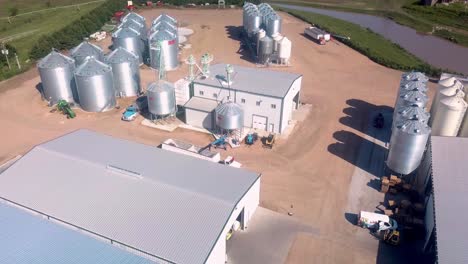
[401,72,428,82]
[399,80,428,93]
[396,104,430,122]
[147,80,174,93]
[153,13,177,25]
[439,76,458,87]
[122,12,145,23]
[75,57,112,77]
[120,19,147,38]
[149,29,176,42]
[440,80,464,97]
[106,47,139,63]
[399,90,428,107]
[215,102,243,116]
[38,50,74,68]
[70,41,103,58]
[395,117,431,135]
[112,27,141,39]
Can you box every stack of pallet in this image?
[380,175,403,193]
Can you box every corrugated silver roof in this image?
[0,129,260,264]
[430,136,468,264]
[122,12,146,23]
[106,47,139,64]
[70,41,103,58]
[38,50,74,68]
[216,101,243,116]
[193,64,302,98]
[395,118,431,134]
[0,202,155,264]
[75,57,112,77]
[112,27,141,38]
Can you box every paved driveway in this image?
[226,207,318,264]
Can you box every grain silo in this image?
[387,117,431,175]
[147,80,176,118]
[153,13,177,27]
[120,17,146,37]
[106,47,140,97]
[112,27,143,65]
[458,112,468,137]
[429,80,464,120]
[215,102,244,130]
[121,12,146,25]
[74,57,116,112]
[394,89,428,116]
[37,50,77,105]
[393,104,430,129]
[278,37,292,65]
[70,41,104,66]
[439,76,458,87]
[431,91,467,137]
[265,12,282,37]
[149,30,179,71]
[401,72,428,84]
[258,36,273,64]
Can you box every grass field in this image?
[0,0,100,17]
[277,7,440,76]
[0,1,103,80]
[269,0,468,47]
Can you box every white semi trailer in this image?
[304,26,331,45]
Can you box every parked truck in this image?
[304,26,331,45]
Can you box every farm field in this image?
[0,0,104,80]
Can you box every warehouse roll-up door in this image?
[252,115,267,131]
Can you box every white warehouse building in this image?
[0,129,261,264]
[184,64,302,134]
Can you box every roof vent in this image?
[106,165,142,179]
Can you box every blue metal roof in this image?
[0,202,154,264]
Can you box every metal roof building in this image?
[420,136,468,264]
[0,129,261,264]
[192,64,301,98]
[0,202,155,264]
[185,64,302,134]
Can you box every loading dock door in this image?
[252,115,267,131]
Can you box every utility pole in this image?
[1,43,11,70]
[14,53,21,69]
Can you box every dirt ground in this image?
[0,8,436,263]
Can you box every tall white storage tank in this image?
[459,112,468,137]
[431,91,467,137]
[430,80,464,121]
[278,37,291,64]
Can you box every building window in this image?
[271,104,276,109]
[256,101,261,106]
[212,93,217,98]
[199,91,204,96]
[241,98,246,103]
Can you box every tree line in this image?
[29,0,126,60]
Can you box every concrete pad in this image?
[227,207,318,264]
[178,124,212,134]
[141,118,181,132]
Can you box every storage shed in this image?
[414,136,468,263]
[0,129,261,264]
[186,64,302,134]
